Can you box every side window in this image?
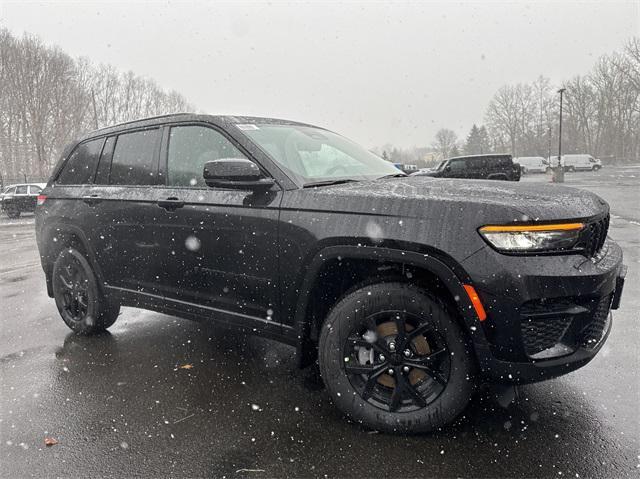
[167,126,248,187]
[15,185,28,194]
[4,187,15,195]
[110,129,160,186]
[29,185,42,195]
[449,159,466,171]
[95,136,116,185]
[56,138,105,185]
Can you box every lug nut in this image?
[403,366,410,373]
[403,349,411,357]
[389,342,396,351]
[387,368,394,375]
[379,354,386,362]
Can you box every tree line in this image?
[387,37,639,167]
[0,28,193,183]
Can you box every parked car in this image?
[1,183,45,218]
[35,114,625,433]
[562,154,602,172]
[515,156,548,174]
[412,154,521,181]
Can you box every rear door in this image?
[152,123,282,319]
[85,128,165,292]
[13,185,29,211]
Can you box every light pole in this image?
[547,127,552,171]
[553,88,566,183]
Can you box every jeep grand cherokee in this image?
[35,114,626,433]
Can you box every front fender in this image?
[293,244,490,367]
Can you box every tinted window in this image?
[167,126,247,187]
[56,139,104,185]
[95,136,116,185]
[449,159,466,171]
[110,129,159,186]
[15,185,28,194]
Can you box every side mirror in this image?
[444,165,451,172]
[203,158,275,190]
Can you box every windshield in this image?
[239,124,401,185]
[435,160,448,171]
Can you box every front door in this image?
[151,124,281,320]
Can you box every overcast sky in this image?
[1,1,638,148]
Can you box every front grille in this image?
[521,316,572,356]
[578,295,612,348]
[581,215,609,257]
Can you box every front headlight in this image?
[478,223,584,252]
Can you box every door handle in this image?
[82,194,102,206]
[157,197,185,210]
[135,241,160,249]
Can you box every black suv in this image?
[35,114,625,433]
[413,154,521,181]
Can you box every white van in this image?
[515,156,548,174]
[562,154,602,172]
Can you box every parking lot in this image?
[1,165,639,478]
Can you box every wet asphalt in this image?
[1,166,639,478]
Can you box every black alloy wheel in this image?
[55,255,90,322]
[319,282,476,433]
[52,248,120,334]
[343,310,451,413]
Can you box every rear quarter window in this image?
[110,129,160,185]
[56,138,105,185]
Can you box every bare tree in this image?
[432,128,458,159]
[0,28,194,182]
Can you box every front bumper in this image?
[461,238,625,384]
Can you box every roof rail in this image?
[87,112,194,135]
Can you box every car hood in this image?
[297,176,608,224]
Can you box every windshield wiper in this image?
[302,179,359,188]
[377,173,407,179]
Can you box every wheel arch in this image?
[40,221,106,298]
[293,244,488,368]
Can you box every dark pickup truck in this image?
[413,154,521,181]
[35,114,624,433]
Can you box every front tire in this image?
[318,282,475,433]
[52,248,120,334]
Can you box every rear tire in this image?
[52,248,120,334]
[318,282,475,433]
[6,208,20,219]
